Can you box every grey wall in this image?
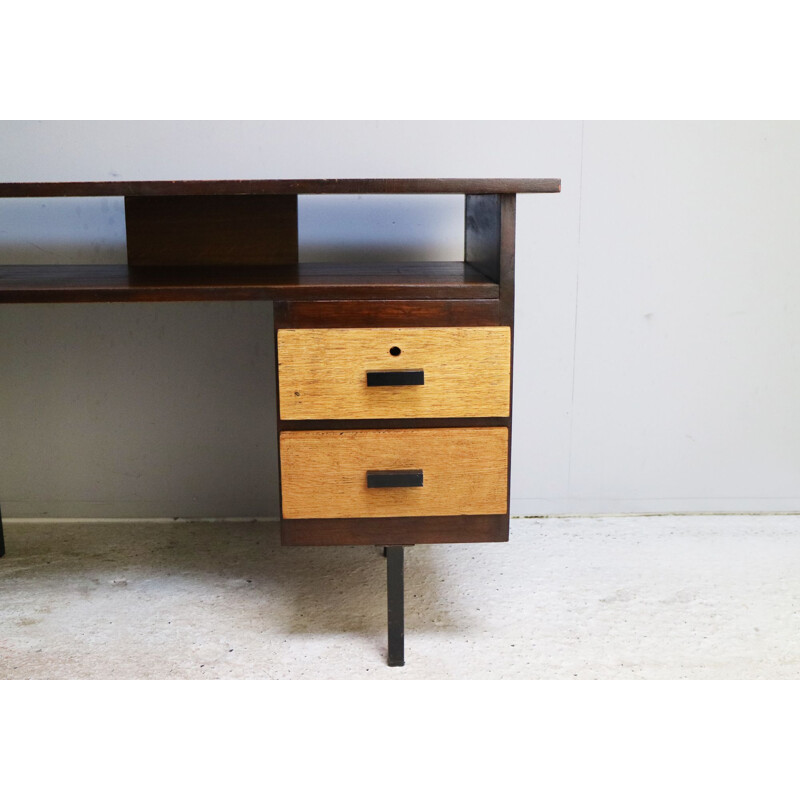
[1,121,798,518]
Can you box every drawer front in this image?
[277,326,510,420]
[280,427,508,519]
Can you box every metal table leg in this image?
[0,501,5,558]
[386,545,404,666]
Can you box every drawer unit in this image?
[280,427,509,519]
[277,326,511,420]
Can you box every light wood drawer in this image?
[277,327,510,420]
[280,427,508,519]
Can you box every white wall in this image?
[1,120,798,518]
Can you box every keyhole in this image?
[389,346,401,356]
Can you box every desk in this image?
[0,178,561,665]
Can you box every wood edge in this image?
[281,515,509,545]
[0,264,500,304]
[278,417,510,431]
[274,299,502,328]
[0,178,562,198]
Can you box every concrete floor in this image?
[1,515,799,679]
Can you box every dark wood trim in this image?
[498,195,517,328]
[0,178,561,198]
[272,304,286,526]
[0,262,498,304]
[281,514,509,546]
[498,197,517,522]
[274,299,501,328]
[278,417,510,432]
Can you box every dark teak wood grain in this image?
[279,417,511,431]
[281,515,510,546]
[125,195,298,267]
[0,262,498,303]
[274,299,501,328]
[0,178,561,198]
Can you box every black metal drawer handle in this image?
[366,469,424,489]
[366,369,424,387]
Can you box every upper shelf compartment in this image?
[0,179,558,304]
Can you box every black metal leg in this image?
[386,545,404,667]
[0,501,5,558]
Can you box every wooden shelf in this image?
[0,262,499,303]
[0,180,545,305]
[0,178,561,198]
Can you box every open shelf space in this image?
[0,261,499,303]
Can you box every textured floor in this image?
[1,515,799,679]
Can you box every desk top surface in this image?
[0,178,560,198]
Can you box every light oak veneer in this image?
[277,327,511,420]
[280,427,509,519]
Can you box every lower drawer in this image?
[280,427,508,519]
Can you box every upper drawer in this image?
[277,326,511,420]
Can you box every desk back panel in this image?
[125,195,298,267]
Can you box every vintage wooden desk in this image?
[0,178,560,666]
